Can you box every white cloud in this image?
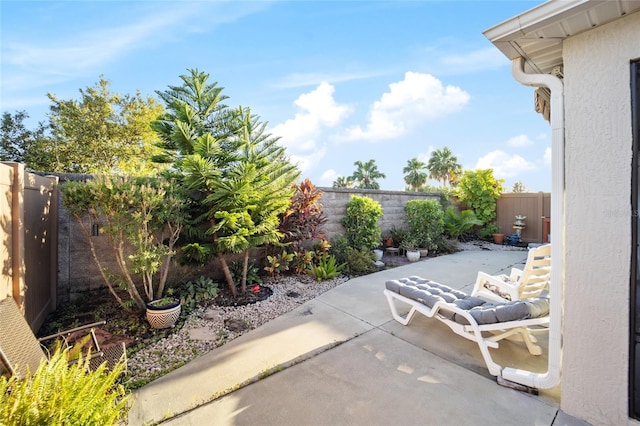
[506,134,533,148]
[270,82,351,173]
[342,72,469,141]
[544,147,552,165]
[320,169,339,186]
[475,150,536,178]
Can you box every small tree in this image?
[62,176,187,310]
[455,169,504,224]
[279,179,328,252]
[341,195,383,250]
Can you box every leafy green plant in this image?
[308,254,344,281]
[455,169,504,224]
[229,261,263,286]
[328,236,350,266]
[400,238,419,252]
[172,276,220,312]
[290,251,315,274]
[62,175,187,311]
[478,222,501,241]
[341,195,383,250]
[443,206,483,239]
[0,347,130,425]
[403,199,444,250]
[264,251,294,275]
[344,247,376,276]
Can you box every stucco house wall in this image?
[562,11,640,424]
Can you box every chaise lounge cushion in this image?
[385,276,549,326]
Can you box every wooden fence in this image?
[496,192,551,244]
[0,162,58,332]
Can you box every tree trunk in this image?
[241,250,249,295]
[217,252,236,297]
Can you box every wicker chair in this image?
[0,297,126,379]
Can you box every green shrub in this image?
[341,195,383,250]
[264,251,294,275]
[308,254,344,281]
[455,169,504,224]
[329,236,350,266]
[443,207,483,239]
[0,347,130,425]
[344,247,376,276]
[229,261,263,286]
[478,222,501,241]
[403,199,444,250]
[172,276,220,313]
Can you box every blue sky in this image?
[1,0,551,191]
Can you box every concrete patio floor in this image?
[128,250,586,426]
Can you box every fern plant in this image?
[0,347,130,425]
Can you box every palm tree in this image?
[351,159,386,189]
[427,147,462,186]
[332,176,354,188]
[403,158,428,191]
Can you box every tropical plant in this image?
[332,176,354,188]
[443,206,483,239]
[308,254,344,281]
[403,157,428,191]
[264,251,294,275]
[427,147,462,187]
[455,169,504,224]
[0,346,130,425]
[351,159,386,189]
[172,276,220,312]
[399,238,419,252]
[403,199,444,250]
[290,250,315,274]
[47,76,165,175]
[341,195,384,250]
[154,69,300,297]
[229,261,262,286]
[62,175,187,311]
[278,179,328,252]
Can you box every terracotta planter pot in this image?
[493,233,505,244]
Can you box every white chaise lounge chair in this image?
[471,244,551,303]
[384,276,549,378]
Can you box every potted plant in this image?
[382,232,394,248]
[400,239,420,262]
[145,297,182,329]
[488,223,504,244]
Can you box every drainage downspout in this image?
[502,57,564,390]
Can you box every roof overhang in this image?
[484,0,640,75]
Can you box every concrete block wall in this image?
[318,187,440,240]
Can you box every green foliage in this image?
[62,175,187,310]
[290,251,315,274]
[388,226,408,248]
[0,347,130,425]
[344,247,376,276]
[341,195,383,250]
[159,72,300,297]
[443,207,483,239]
[478,222,501,241]
[179,242,214,265]
[455,169,504,224]
[350,159,386,189]
[46,76,165,175]
[400,238,419,252]
[264,251,294,275]
[328,236,350,266]
[229,261,262,286]
[278,178,328,251]
[308,254,344,281]
[403,157,428,191]
[173,276,220,312]
[0,110,50,167]
[427,146,462,187]
[403,199,444,250]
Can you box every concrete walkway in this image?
[128,250,579,426]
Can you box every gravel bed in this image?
[125,241,529,386]
[126,275,349,386]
